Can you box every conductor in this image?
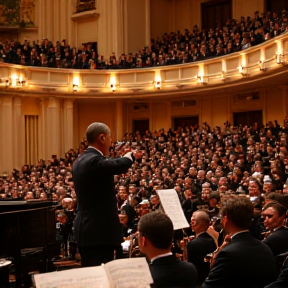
[73,122,142,267]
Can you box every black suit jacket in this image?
[203,231,277,288]
[263,227,288,256]
[187,232,217,284]
[265,256,288,288]
[73,148,133,247]
[150,254,198,288]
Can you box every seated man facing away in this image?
[203,195,277,288]
[187,210,217,285]
[138,211,198,288]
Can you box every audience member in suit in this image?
[203,195,277,288]
[187,210,217,285]
[73,122,142,267]
[138,211,198,288]
[265,255,288,288]
[262,201,288,256]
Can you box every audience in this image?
[1,115,288,286]
[1,9,288,70]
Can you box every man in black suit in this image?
[73,122,142,267]
[138,211,198,288]
[262,201,288,256]
[265,255,288,288]
[203,195,277,288]
[187,210,217,284]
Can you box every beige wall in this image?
[125,0,150,53]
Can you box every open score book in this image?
[34,257,153,288]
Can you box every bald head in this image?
[194,210,210,227]
[86,122,110,145]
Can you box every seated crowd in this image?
[1,9,288,69]
[1,117,288,286]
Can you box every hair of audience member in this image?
[262,201,287,217]
[194,210,210,228]
[221,195,254,229]
[86,122,110,145]
[209,191,221,202]
[266,192,285,203]
[138,211,173,249]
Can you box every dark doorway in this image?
[173,116,199,131]
[201,0,232,30]
[133,119,149,135]
[233,110,263,127]
[266,0,288,14]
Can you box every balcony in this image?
[0,33,288,99]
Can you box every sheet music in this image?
[34,266,110,288]
[157,189,190,230]
[104,257,153,288]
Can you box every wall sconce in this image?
[276,54,283,64]
[197,75,203,83]
[73,84,78,92]
[154,81,161,89]
[258,60,265,71]
[110,83,116,92]
[17,76,26,87]
[10,74,18,87]
[5,80,9,87]
[197,75,207,84]
[238,65,243,74]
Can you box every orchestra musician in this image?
[186,210,217,285]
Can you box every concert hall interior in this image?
[1,0,288,287]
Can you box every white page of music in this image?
[157,189,190,230]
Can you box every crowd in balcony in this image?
[0,9,288,70]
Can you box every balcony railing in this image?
[75,0,96,14]
[0,33,288,97]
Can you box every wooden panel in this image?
[207,62,222,74]
[119,73,135,84]
[82,74,108,85]
[248,50,261,65]
[0,67,9,77]
[226,57,239,71]
[30,71,48,82]
[181,66,198,79]
[265,44,277,59]
[50,72,69,84]
[164,69,179,81]
[136,72,154,83]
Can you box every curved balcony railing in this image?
[0,32,288,98]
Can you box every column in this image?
[46,98,61,159]
[116,100,123,141]
[145,0,151,46]
[12,97,24,170]
[63,99,74,152]
[279,85,288,120]
[39,98,47,160]
[0,97,13,174]
[54,0,60,42]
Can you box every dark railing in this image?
[75,0,96,13]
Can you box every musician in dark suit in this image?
[203,195,277,288]
[265,255,288,288]
[262,201,288,256]
[73,122,142,267]
[187,210,217,284]
[138,211,198,288]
